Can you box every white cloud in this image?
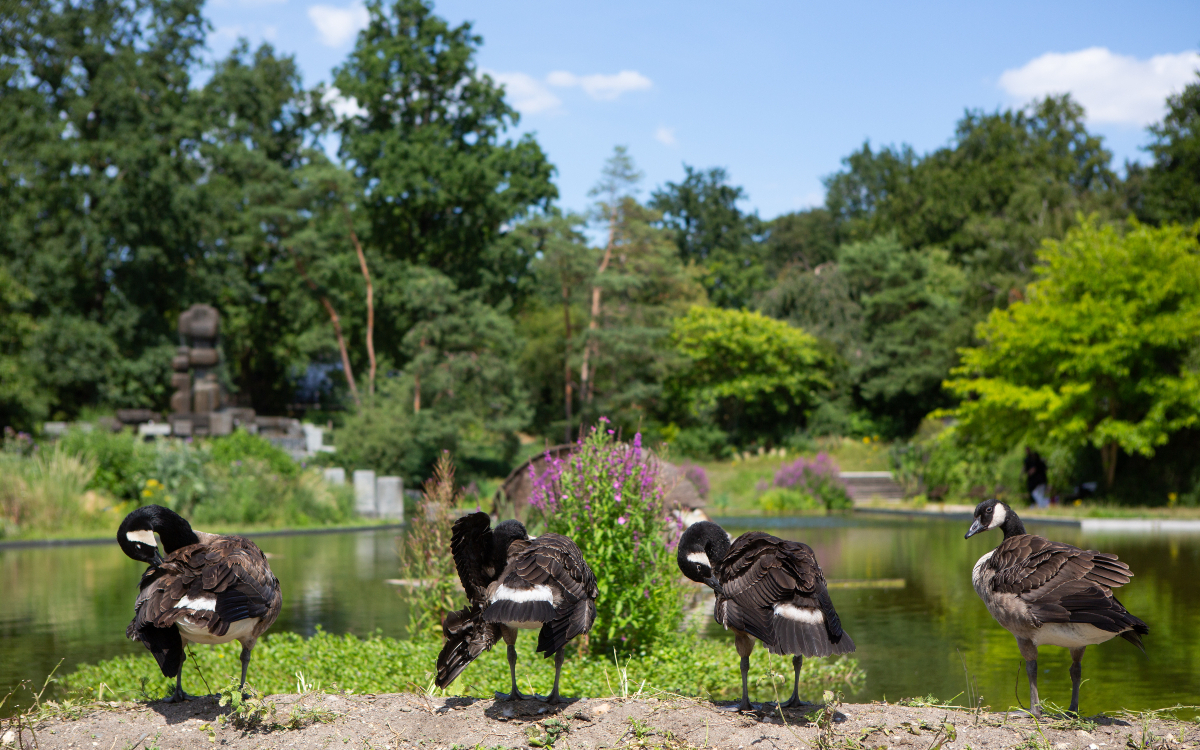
[999,47,1200,125]
[487,71,561,115]
[211,24,244,44]
[654,126,676,146]
[263,25,278,41]
[323,87,366,120]
[547,70,652,101]
[308,3,368,48]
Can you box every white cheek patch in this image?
[989,504,1008,529]
[126,530,157,548]
[176,595,217,612]
[686,551,712,569]
[493,584,554,603]
[773,603,825,624]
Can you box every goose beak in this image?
[705,576,723,597]
[964,519,985,539]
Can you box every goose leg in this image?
[496,628,528,701]
[735,631,755,712]
[239,645,253,695]
[780,655,804,708]
[1017,637,1041,719]
[544,648,565,704]
[1068,647,1085,716]
[163,670,193,703]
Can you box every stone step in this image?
[840,471,905,502]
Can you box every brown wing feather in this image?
[987,535,1147,635]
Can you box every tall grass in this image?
[0,448,111,538]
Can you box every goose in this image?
[117,505,282,703]
[678,521,855,711]
[435,512,597,703]
[965,498,1148,717]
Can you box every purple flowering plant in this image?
[527,420,686,654]
[760,452,852,512]
[679,463,709,499]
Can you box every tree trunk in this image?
[579,205,617,405]
[562,281,573,443]
[293,255,360,407]
[1101,441,1118,489]
[341,204,376,402]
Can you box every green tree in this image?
[650,165,764,308]
[334,0,557,297]
[0,269,45,428]
[667,307,829,445]
[945,217,1200,490]
[1143,73,1200,224]
[761,208,839,276]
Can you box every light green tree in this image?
[667,307,829,444]
[945,217,1200,488]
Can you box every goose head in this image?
[491,519,529,567]
[117,505,199,563]
[965,498,1027,540]
[677,521,731,595]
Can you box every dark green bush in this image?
[209,430,298,478]
[58,428,154,501]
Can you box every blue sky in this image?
[204,0,1200,222]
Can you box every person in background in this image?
[1025,447,1049,508]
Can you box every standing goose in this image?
[117,505,282,702]
[678,521,855,711]
[435,512,597,703]
[965,498,1148,717]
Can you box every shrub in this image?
[527,421,686,655]
[59,427,154,501]
[766,452,852,510]
[210,430,298,479]
[0,447,110,538]
[758,487,824,513]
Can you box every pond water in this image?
[2,516,1197,716]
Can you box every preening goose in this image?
[435,512,598,703]
[965,499,1148,717]
[117,505,282,702]
[678,521,855,711]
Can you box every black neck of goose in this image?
[999,507,1027,539]
[151,508,200,553]
[706,529,732,566]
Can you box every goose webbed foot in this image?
[162,688,196,703]
[542,690,562,704]
[495,689,531,702]
[779,696,806,709]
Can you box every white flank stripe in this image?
[773,603,824,624]
[686,551,712,568]
[176,595,217,612]
[126,530,156,547]
[493,584,554,603]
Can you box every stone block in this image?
[209,411,233,436]
[170,373,191,389]
[170,390,191,414]
[171,418,193,437]
[323,467,346,485]
[193,380,220,414]
[376,476,403,520]
[43,422,68,437]
[353,470,377,517]
[188,348,219,367]
[179,304,219,339]
[138,422,172,439]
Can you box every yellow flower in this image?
[862,436,870,444]
[141,489,152,497]
[1073,499,1082,507]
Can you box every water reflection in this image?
[1,517,1196,716]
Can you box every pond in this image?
[2,516,1197,716]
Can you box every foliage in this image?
[650,165,765,308]
[396,452,463,639]
[1142,73,1200,225]
[668,307,829,445]
[209,430,299,479]
[945,218,1200,489]
[0,448,106,539]
[0,269,44,429]
[333,0,556,297]
[526,424,686,655]
[891,420,1026,504]
[758,453,851,512]
[334,273,531,484]
[59,429,155,502]
[662,425,732,461]
[62,628,864,704]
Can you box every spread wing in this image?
[987,535,1147,638]
[450,512,496,607]
[435,604,502,689]
[715,532,853,656]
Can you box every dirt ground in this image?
[4,692,1197,750]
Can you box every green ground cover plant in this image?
[61,629,863,704]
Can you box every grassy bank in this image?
[0,429,356,540]
[61,629,863,705]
